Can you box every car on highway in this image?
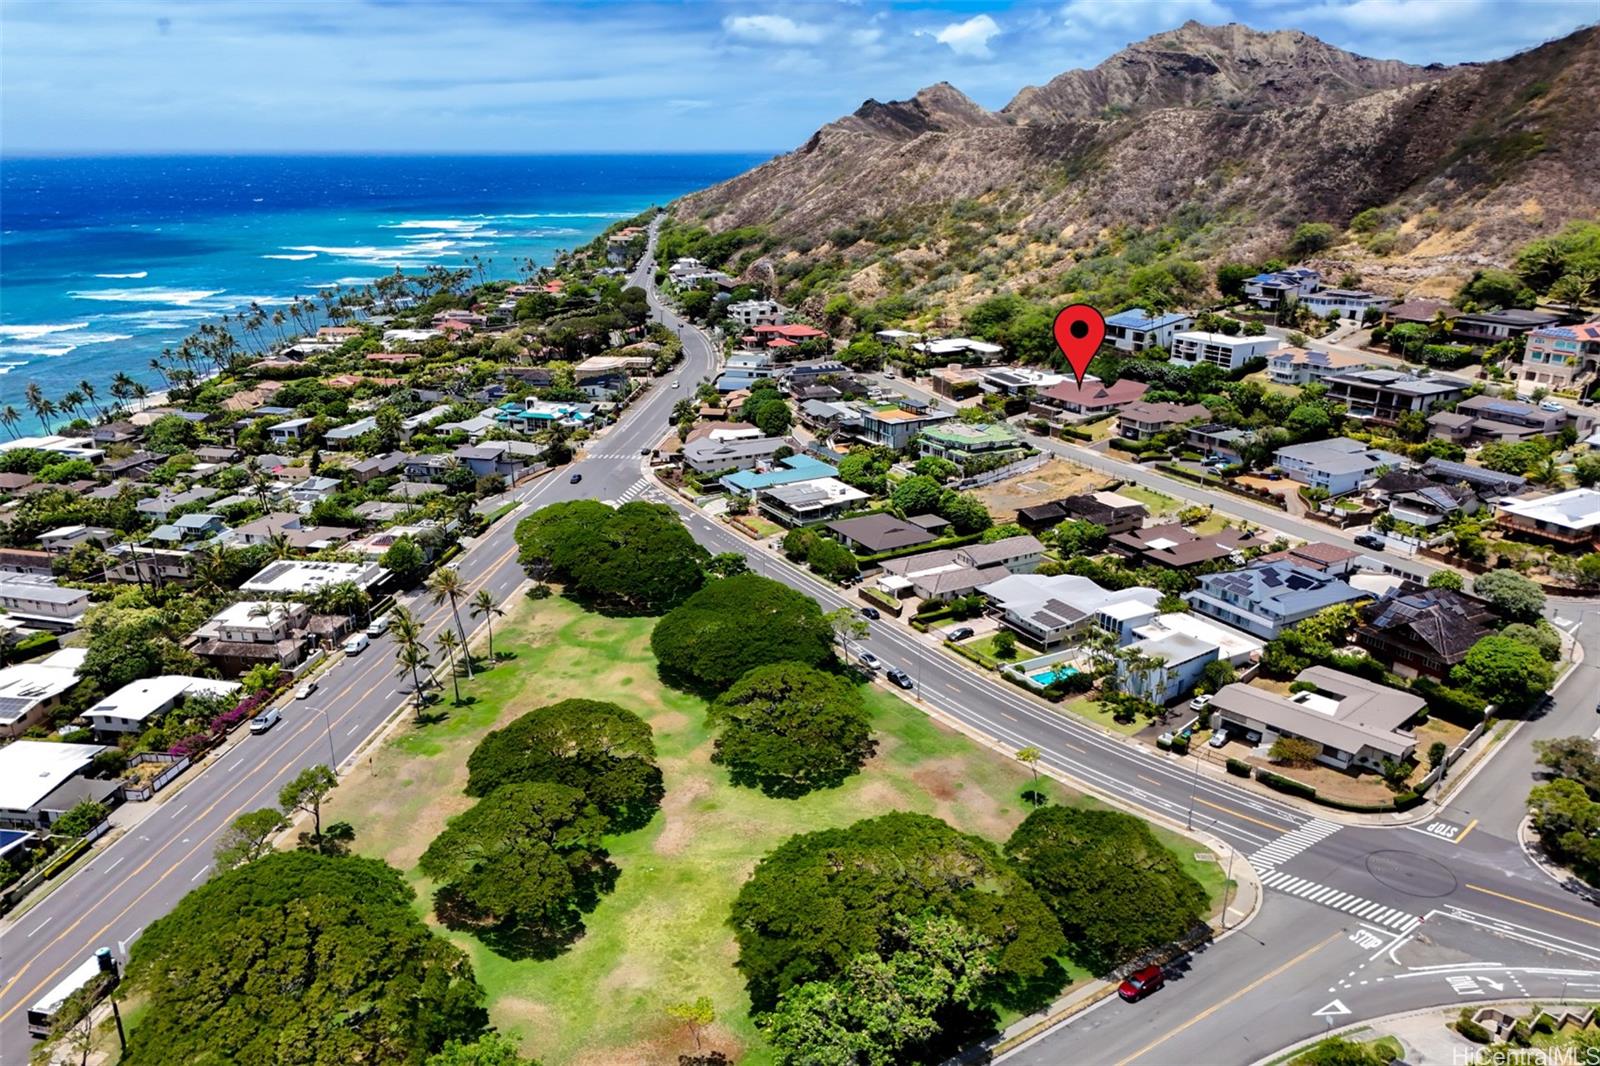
[672,380,681,388]
[1540,399,1564,412]
[860,606,881,621]
[343,633,369,655]
[886,667,914,690]
[1188,693,1212,712]
[946,626,975,641]
[365,616,390,637]
[569,472,583,484]
[859,652,883,671]
[249,709,282,735]
[294,682,317,700]
[1118,964,1165,1002]
[1354,532,1387,550]
[1209,729,1229,748]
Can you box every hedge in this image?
[1454,1017,1492,1045]
[1226,758,1251,777]
[1057,425,1095,442]
[9,632,60,661]
[1255,769,1317,799]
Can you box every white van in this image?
[343,633,370,655]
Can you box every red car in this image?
[1118,964,1165,1002]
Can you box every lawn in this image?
[1116,483,1180,517]
[1061,695,1147,736]
[324,593,1229,1065]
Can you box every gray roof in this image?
[826,514,936,553]
[1274,437,1405,476]
[1212,666,1422,759]
[1196,562,1364,616]
[1420,457,1528,496]
[682,435,787,465]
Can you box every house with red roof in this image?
[1033,377,1149,418]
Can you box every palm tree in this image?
[265,531,294,560]
[427,567,474,678]
[395,642,433,716]
[78,380,104,420]
[470,588,504,662]
[1550,274,1591,315]
[435,628,463,703]
[23,382,47,428]
[0,405,22,440]
[192,544,235,598]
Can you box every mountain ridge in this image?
[673,21,1600,312]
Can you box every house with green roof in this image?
[914,421,1030,469]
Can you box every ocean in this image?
[0,153,766,422]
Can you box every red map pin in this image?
[1053,304,1106,388]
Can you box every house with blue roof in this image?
[1243,268,1321,309]
[720,454,838,495]
[1103,308,1194,352]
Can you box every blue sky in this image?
[1,0,1594,154]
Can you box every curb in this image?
[1516,813,1600,904]
[1250,997,1562,1066]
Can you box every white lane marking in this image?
[190,865,210,882]
[168,803,189,819]
[104,857,124,874]
[27,917,53,938]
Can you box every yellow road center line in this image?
[1192,796,1292,833]
[1464,884,1600,929]
[1113,932,1342,1066]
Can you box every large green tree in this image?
[514,500,707,613]
[1004,805,1209,973]
[1472,569,1546,624]
[1452,634,1555,710]
[465,699,662,831]
[124,852,487,1065]
[729,812,1066,1013]
[709,662,876,797]
[762,914,997,1066]
[651,572,835,692]
[420,782,618,959]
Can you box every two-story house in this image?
[1323,369,1468,426]
[1266,346,1370,386]
[1273,437,1406,495]
[1102,309,1194,352]
[1185,562,1366,640]
[1116,401,1210,442]
[1168,332,1279,371]
[1521,322,1600,391]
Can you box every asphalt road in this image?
[0,221,714,1062]
[5,228,1597,1064]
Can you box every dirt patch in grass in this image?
[971,457,1107,520]
[327,594,1224,1066]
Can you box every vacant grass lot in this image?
[325,593,1229,1065]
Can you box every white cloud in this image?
[723,14,825,46]
[850,27,883,47]
[1058,0,1229,34]
[931,14,1001,58]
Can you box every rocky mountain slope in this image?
[675,21,1600,312]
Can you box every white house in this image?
[727,299,786,328]
[83,675,241,735]
[0,575,90,629]
[0,741,114,828]
[1102,309,1194,352]
[1168,332,1280,371]
[1273,437,1406,496]
[1211,666,1422,770]
[978,573,1162,648]
[1115,631,1218,704]
[0,648,88,738]
[1299,289,1388,321]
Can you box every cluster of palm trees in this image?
[389,575,505,712]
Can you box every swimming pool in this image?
[1029,666,1079,686]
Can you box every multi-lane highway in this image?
[0,222,714,1061]
[5,221,1598,1064]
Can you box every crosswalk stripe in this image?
[1257,868,1416,930]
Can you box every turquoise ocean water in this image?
[0,154,766,423]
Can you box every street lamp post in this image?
[317,706,337,770]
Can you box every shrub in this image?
[1269,737,1322,768]
[1454,1012,1492,1044]
[1255,769,1317,799]
[1226,758,1251,777]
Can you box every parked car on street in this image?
[859,652,883,671]
[249,709,282,735]
[1118,965,1166,1002]
[886,667,914,690]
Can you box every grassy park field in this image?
[324,592,1230,1065]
